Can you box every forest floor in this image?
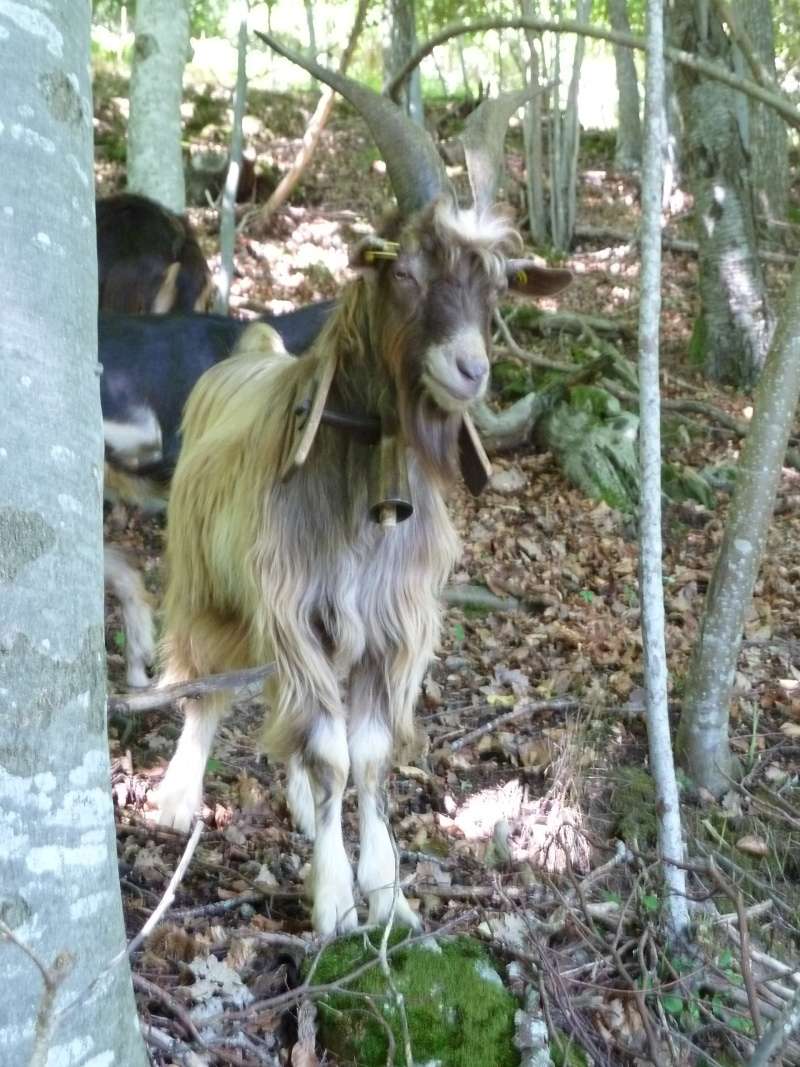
[96,73,800,1067]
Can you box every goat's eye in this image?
[392,267,415,284]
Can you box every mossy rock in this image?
[309,930,519,1067]
[610,767,658,849]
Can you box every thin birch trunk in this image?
[216,2,249,315]
[638,0,689,945]
[678,258,800,795]
[0,7,147,1064]
[608,0,642,172]
[259,0,369,225]
[127,0,190,212]
[550,0,590,251]
[521,0,548,244]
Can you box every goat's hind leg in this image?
[156,693,227,832]
[350,716,419,929]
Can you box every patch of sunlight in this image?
[439,777,590,874]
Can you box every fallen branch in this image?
[574,224,797,265]
[443,584,520,612]
[449,697,579,752]
[107,662,276,714]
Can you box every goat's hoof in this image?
[367,888,420,930]
[313,887,358,936]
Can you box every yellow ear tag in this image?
[515,269,528,285]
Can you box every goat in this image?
[96,192,213,314]
[154,50,571,934]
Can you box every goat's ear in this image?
[151,261,181,313]
[350,236,400,272]
[506,260,572,298]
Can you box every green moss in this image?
[610,767,658,849]
[492,359,532,400]
[309,931,519,1067]
[687,315,707,369]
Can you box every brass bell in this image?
[367,433,413,526]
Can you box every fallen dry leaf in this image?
[735,835,769,857]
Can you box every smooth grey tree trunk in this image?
[738,0,788,225]
[127,0,190,212]
[216,2,249,315]
[670,0,773,386]
[608,0,642,172]
[678,257,800,796]
[0,7,147,1067]
[637,0,689,945]
[549,0,590,252]
[387,0,424,125]
[521,0,548,244]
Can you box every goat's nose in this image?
[456,355,488,383]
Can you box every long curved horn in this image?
[255,31,451,217]
[460,87,541,215]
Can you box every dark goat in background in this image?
[100,303,334,688]
[153,51,571,933]
[96,193,213,314]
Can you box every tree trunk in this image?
[387,0,424,125]
[678,257,800,796]
[0,8,147,1066]
[661,58,683,209]
[669,0,773,387]
[304,0,317,60]
[549,0,591,252]
[127,0,190,212]
[216,2,249,314]
[738,0,789,225]
[521,0,548,244]
[637,0,689,944]
[607,0,642,172]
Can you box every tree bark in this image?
[216,2,249,314]
[549,0,591,252]
[737,0,789,225]
[678,257,800,796]
[127,0,190,212]
[669,0,773,387]
[607,0,642,172]
[638,0,689,944]
[0,8,147,1066]
[387,0,424,125]
[520,0,548,244]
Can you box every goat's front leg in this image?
[349,715,419,929]
[156,695,226,831]
[304,715,357,934]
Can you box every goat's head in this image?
[351,200,570,419]
[256,33,571,494]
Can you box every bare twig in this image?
[0,921,73,1067]
[449,697,578,752]
[127,819,204,957]
[748,985,800,1067]
[133,972,206,1045]
[107,662,276,714]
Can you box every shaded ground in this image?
[96,70,800,1066]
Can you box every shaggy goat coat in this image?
[157,203,521,932]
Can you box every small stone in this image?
[489,468,526,493]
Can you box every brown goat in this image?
[155,56,571,934]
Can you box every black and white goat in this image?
[154,48,571,934]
